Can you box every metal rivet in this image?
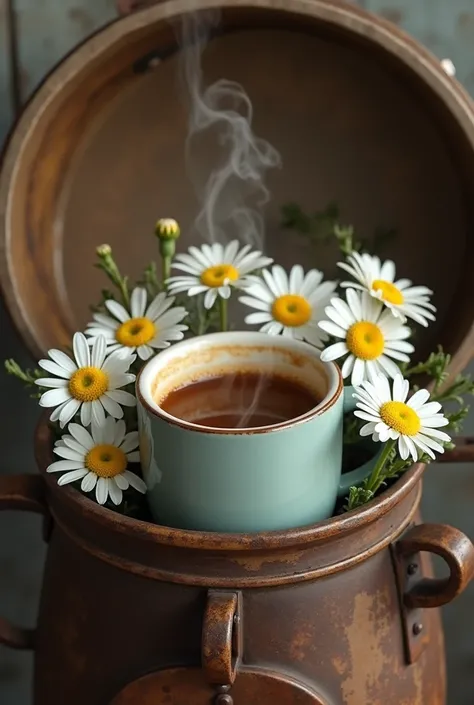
[407,563,418,576]
[233,614,241,625]
[215,685,231,694]
[412,622,423,636]
[215,695,233,705]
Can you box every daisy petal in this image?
[408,389,431,409]
[81,472,98,493]
[73,333,90,368]
[98,395,123,419]
[39,388,71,407]
[320,342,347,362]
[68,424,94,450]
[114,474,129,490]
[108,479,123,506]
[123,471,147,494]
[38,360,72,379]
[57,469,88,486]
[58,398,81,429]
[96,477,109,505]
[131,287,147,318]
[91,336,107,369]
[47,460,85,473]
[48,350,77,373]
[105,299,130,323]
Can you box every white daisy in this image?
[353,373,451,462]
[47,417,146,506]
[166,240,273,309]
[319,289,414,386]
[239,264,337,347]
[35,332,136,428]
[337,251,436,326]
[86,287,188,361]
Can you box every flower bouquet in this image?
[5,213,473,520]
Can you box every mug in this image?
[137,331,355,533]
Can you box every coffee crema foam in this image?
[158,371,320,429]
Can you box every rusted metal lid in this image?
[1,0,474,375]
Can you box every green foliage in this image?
[4,359,43,398]
[281,201,396,258]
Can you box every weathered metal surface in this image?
[0,418,472,703]
[1,0,474,390]
[201,591,241,686]
[109,667,328,704]
[1,2,474,705]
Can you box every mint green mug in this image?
[137,331,354,533]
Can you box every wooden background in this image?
[1,1,474,704]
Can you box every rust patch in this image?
[230,550,304,572]
[289,624,314,662]
[332,656,347,676]
[341,590,393,704]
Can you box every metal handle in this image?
[0,474,48,650]
[439,436,474,463]
[396,523,474,609]
[202,590,242,686]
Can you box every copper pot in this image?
[0,418,473,705]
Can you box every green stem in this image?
[219,297,228,332]
[118,278,130,309]
[365,439,396,494]
[197,297,207,336]
[162,255,171,290]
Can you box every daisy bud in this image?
[97,244,112,257]
[155,218,180,240]
[156,219,180,263]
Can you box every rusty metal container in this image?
[0,424,472,705]
[1,0,474,371]
[2,1,474,704]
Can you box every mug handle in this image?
[0,474,48,650]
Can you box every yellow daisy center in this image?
[85,444,127,478]
[272,294,312,327]
[116,317,156,347]
[200,264,239,288]
[346,321,384,360]
[380,401,421,436]
[372,279,404,305]
[68,367,108,402]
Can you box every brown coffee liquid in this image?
[159,372,319,429]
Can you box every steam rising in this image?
[178,10,281,248]
[176,11,280,428]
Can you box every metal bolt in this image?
[412,622,423,636]
[215,695,233,705]
[233,614,241,625]
[407,563,418,576]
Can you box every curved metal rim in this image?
[35,414,425,553]
[1,0,474,359]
